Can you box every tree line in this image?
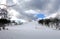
[38,18,60,30]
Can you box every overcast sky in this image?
[12,0,60,15]
[5,0,60,20]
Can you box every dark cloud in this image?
[48,0,60,13]
[7,0,60,20]
[8,0,60,14]
[22,0,49,10]
[21,0,60,14]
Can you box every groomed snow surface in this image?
[0,21,60,39]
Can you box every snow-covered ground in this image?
[0,21,60,39]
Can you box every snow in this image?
[45,13,58,19]
[0,21,60,39]
[44,13,60,19]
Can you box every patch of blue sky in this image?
[35,13,45,19]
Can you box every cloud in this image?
[20,0,60,15]
[6,0,60,20]
[25,10,39,14]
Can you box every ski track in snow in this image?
[0,21,60,39]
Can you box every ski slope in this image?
[0,21,60,39]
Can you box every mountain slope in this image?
[0,21,60,39]
[45,13,60,19]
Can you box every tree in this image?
[0,18,11,30]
